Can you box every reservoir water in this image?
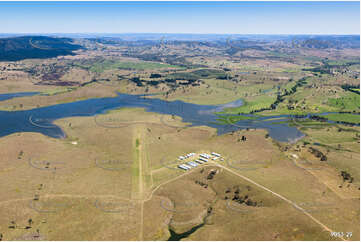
[0,92,306,142]
[0,92,40,102]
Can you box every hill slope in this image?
[0,36,83,61]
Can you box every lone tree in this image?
[28,219,33,227]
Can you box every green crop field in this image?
[321,113,360,124]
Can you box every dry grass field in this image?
[0,34,359,241]
[0,106,358,240]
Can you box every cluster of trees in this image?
[129,76,201,88]
[224,186,260,206]
[302,66,331,74]
[309,115,328,122]
[294,114,359,126]
[308,147,327,161]
[250,77,308,114]
[80,78,104,87]
[340,171,354,183]
[303,60,360,76]
[207,170,217,180]
[335,120,360,126]
[194,180,208,188]
[238,135,247,142]
[341,84,360,95]
[149,73,162,78]
[129,77,144,87]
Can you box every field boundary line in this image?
[215,163,345,241]
[0,194,132,206]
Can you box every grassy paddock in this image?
[221,95,277,114]
[327,92,360,112]
[89,60,181,73]
[321,113,360,124]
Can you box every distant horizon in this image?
[0,33,360,36]
[0,1,359,35]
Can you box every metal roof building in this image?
[178,165,189,170]
[187,161,198,167]
[211,152,221,157]
[199,157,208,162]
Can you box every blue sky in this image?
[0,1,359,34]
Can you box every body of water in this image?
[0,92,40,102]
[0,92,307,142]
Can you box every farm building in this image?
[199,157,208,162]
[200,154,210,159]
[178,165,189,170]
[211,152,221,157]
[187,161,198,167]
